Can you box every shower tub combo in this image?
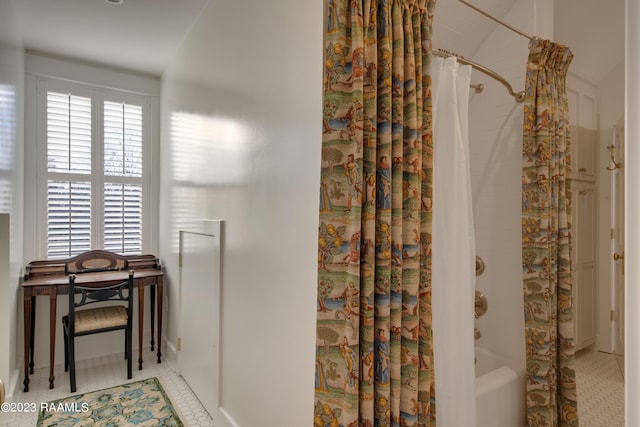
[474,261,524,427]
[475,346,521,427]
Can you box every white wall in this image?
[159,1,322,426]
[0,0,24,416]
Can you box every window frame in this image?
[35,77,153,259]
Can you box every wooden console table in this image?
[21,250,164,392]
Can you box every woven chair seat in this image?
[74,305,128,333]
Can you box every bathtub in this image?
[475,347,524,427]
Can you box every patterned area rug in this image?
[36,377,184,426]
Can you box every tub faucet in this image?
[475,290,488,318]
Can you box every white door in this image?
[611,125,625,355]
[179,220,222,421]
[575,184,597,350]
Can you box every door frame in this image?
[610,124,625,355]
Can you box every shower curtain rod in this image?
[457,0,535,41]
[432,48,526,102]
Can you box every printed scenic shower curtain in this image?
[315,1,437,426]
[522,39,579,427]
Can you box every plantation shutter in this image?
[103,101,143,254]
[44,89,146,259]
[46,91,92,257]
[0,85,16,212]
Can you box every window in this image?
[0,84,16,212]
[39,80,150,258]
[102,101,144,255]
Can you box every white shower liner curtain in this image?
[431,56,477,427]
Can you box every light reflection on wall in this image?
[170,112,250,184]
[0,84,15,213]
[168,112,250,252]
[170,186,215,252]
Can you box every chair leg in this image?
[124,329,129,360]
[126,329,132,380]
[62,320,68,372]
[69,332,76,393]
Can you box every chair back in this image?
[67,271,134,333]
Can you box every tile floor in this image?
[575,348,625,427]
[6,348,624,427]
[7,352,213,427]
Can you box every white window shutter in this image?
[46,91,93,258]
[47,180,92,258]
[104,101,143,177]
[44,87,146,258]
[103,182,143,254]
[103,100,144,254]
[46,92,91,174]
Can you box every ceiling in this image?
[433,0,624,86]
[13,0,210,76]
[13,0,623,84]
[553,0,624,84]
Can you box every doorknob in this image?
[614,251,624,275]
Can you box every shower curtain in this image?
[431,56,476,427]
[314,0,437,426]
[522,39,578,427]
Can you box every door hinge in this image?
[178,253,183,268]
[611,310,615,321]
[611,228,614,239]
[177,337,182,352]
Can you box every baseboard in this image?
[218,407,240,427]
[163,337,178,370]
[7,367,19,402]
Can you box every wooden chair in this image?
[62,271,134,392]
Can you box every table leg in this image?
[29,295,36,374]
[138,284,144,370]
[150,285,155,351]
[48,291,57,389]
[156,278,163,363]
[23,291,32,392]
